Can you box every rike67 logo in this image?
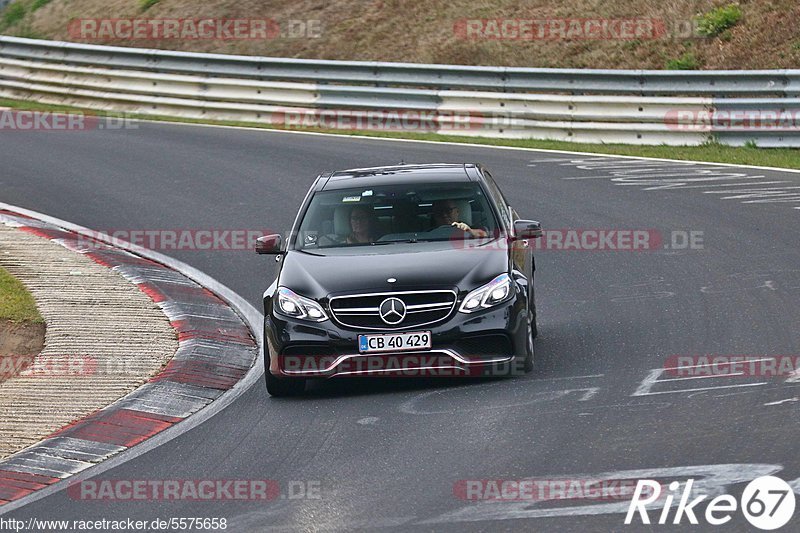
[626,476,795,530]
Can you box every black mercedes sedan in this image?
[256,163,542,396]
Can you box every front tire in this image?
[529,271,538,339]
[266,371,306,397]
[523,320,535,373]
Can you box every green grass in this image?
[13,25,42,39]
[696,3,743,37]
[0,97,798,171]
[140,0,159,12]
[1,2,26,29]
[31,0,53,12]
[0,266,43,324]
[666,51,699,70]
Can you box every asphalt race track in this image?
[2,121,800,531]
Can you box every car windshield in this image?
[293,182,500,250]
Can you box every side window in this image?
[482,171,512,230]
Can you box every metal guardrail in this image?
[0,35,797,146]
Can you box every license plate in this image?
[358,331,432,354]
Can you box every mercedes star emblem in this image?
[379,297,406,325]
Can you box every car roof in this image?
[321,163,478,190]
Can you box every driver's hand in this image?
[451,222,470,232]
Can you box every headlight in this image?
[459,273,513,313]
[275,287,329,322]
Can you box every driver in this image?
[431,200,487,238]
[346,205,380,244]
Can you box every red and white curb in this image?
[0,205,264,511]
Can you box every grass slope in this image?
[1,0,799,69]
[0,265,43,324]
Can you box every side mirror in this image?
[255,234,283,255]
[513,220,542,240]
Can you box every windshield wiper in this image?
[372,237,448,245]
[370,239,412,245]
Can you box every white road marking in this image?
[636,382,767,397]
[657,373,746,382]
[422,464,782,524]
[576,388,600,401]
[550,156,800,209]
[632,369,664,397]
[662,180,789,189]
[704,186,800,201]
[357,416,380,425]
[632,367,768,397]
[764,398,799,406]
[711,389,761,398]
[786,370,800,383]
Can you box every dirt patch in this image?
[0,319,45,383]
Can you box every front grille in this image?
[329,290,456,330]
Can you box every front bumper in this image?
[264,297,528,378]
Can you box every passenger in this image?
[346,205,380,244]
[431,200,487,238]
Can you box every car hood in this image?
[278,240,509,299]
